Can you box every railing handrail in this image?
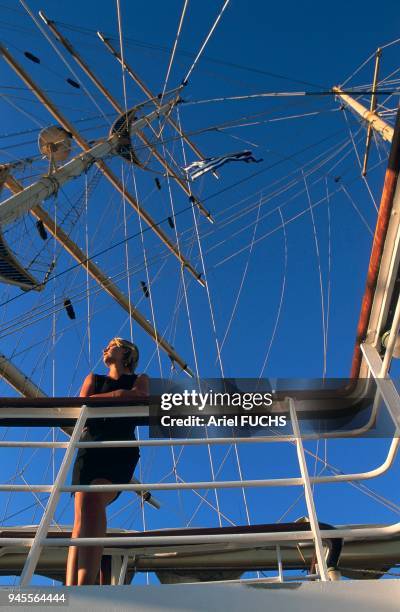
[0,521,399,548]
[2,354,399,586]
[0,399,388,439]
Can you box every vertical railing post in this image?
[288,397,329,581]
[276,545,283,582]
[118,555,129,585]
[19,404,89,586]
[361,343,400,432]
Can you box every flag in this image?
[183,150,263,180]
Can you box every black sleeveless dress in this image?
[71,374,140,503]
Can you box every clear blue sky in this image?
[0,0,399,585]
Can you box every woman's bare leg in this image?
[65,494,82,586]
[66,479,116,586]
[77,479,117,586]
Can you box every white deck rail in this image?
[0,344,399,586]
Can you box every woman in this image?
[66,337,149,586]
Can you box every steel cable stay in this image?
[340,185,374,235]
[176,0,231,87]
[184,444,236,528]
[136,252,197,529]
[160,0,189,101]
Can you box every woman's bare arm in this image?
[79,373,96,397]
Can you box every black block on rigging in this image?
[66,78,80,89]
[24,51,40,64]
[140,281,149,298]
[35,220,48,241]
[64,298,76,320]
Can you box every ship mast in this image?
[332,85,393,144]
[332,81,400,379]
[0,46,201,376]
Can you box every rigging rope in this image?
[0,93,44,129]
[218,192,263,358]
[323,178,332,379]
[302,170,327,378]
[259,207,288,377]
[84,172,92,367]
[184,90,398,105]
[182,0,231,85]
[121,166,134,343]
[161,0,189,100]
[341,185,374,236]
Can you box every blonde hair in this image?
[112,337,139,373]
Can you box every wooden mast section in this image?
[39,12,213,223]
[0,351,46,399]
[332,85,394,143]
[0,43,204,289]
[332,85,400,379]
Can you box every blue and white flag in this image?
[183,150,263,180]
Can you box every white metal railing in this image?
[0,350,398,586]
